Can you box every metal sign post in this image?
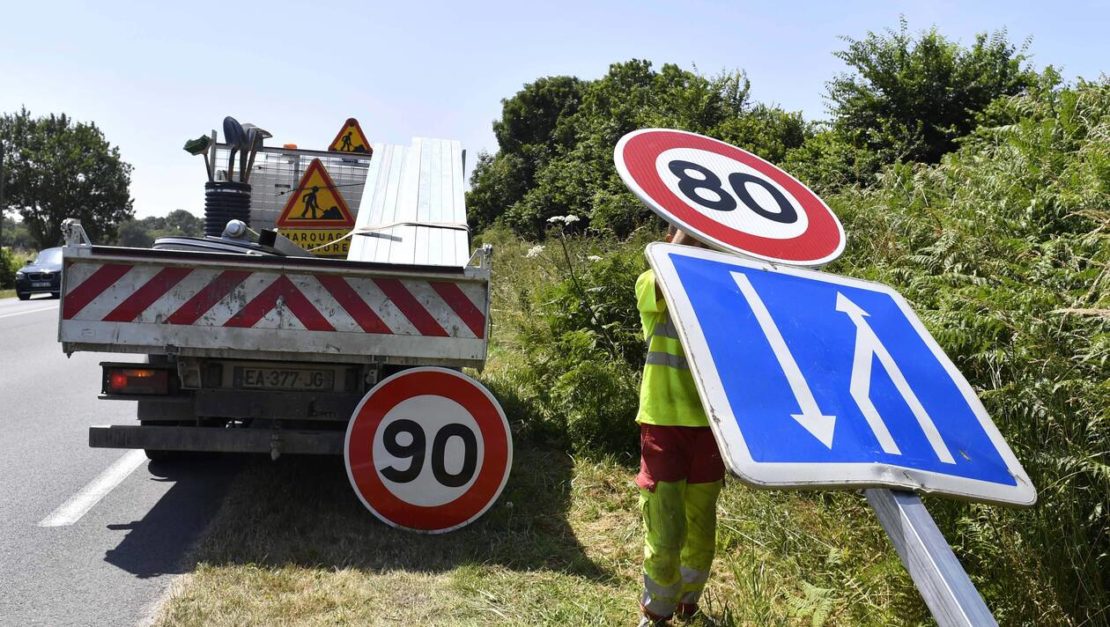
[866,489,996,626]
[617,129,1036,626]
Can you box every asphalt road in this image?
[0,295,238,626]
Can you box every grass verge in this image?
[155,444,927,626]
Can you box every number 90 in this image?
[380,419,478,488]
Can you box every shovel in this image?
[241,125,272,184]
[222,116,245,183]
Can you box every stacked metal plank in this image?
[347,138,469,268]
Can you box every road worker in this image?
[636,225,725,626]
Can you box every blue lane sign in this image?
[647,243,1036,506]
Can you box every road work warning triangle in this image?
[276,159,355,229]
[328,118,372,154]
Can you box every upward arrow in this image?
[836,292,956,464]
[732,272,836,448]
[833,291,869,320]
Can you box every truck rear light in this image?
[103,367,170,395]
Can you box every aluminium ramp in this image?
[347,138,469,267]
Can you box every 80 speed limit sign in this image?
[615,128,845,266]
[344,368,512,533]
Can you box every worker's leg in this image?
[676,426,726,615]
[640,479,686,620]
[678,479,722,610]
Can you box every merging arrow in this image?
[835,293,956,464]
[732,272,836,448]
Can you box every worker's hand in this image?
[670,230,703,248]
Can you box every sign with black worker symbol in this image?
[275,158,356,257]
[328,118,373,155]
[615,128,846,266]
[344,368,513,533]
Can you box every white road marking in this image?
[38,450,147,527]
[0,304,59,320]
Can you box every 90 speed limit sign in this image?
[615,128,845,266]
[344,367,512,533]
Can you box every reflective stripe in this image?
[642,573,680,618]
[681,566,709,585]
[652,317,680,340]
[679,566,710,604]
[646,351,689,370]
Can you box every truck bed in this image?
[58,244,490,368]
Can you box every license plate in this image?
[32,281,50,288]
[235,367,335,391]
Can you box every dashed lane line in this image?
[38,450,147,527]
[0,304,59,320]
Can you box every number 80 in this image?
[668,159,798,225]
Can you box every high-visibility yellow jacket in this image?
[635,269,708,427]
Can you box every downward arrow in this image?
[732,272,837,448]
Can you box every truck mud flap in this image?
[89,425,342,455]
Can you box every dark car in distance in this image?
[15,247,63,300]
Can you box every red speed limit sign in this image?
[344,368,512,533]
[615,128,845,266]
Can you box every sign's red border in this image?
[346,369,511,532]
[617,129,844,265]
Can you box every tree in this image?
[0,108,133,248]
[827,19,1038,165]
[115,219,154,248]
[0,214,34,249]
[468,60,807,237]
[113,209,203,247]
[469,76,585,232]
[162,209,202,237]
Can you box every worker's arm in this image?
[654,230,700,300]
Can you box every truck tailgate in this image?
[59,246,489,367]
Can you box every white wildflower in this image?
[526,245,546,258]
[587,255,602,262]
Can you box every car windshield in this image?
[34,248,62,265]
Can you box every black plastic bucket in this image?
[204,181,251,237]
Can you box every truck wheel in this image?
[17,291,29,301]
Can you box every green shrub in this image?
[0,247,31,289]
[0,247,15,288]
[825,79,1109,624]
[479,222,656,457]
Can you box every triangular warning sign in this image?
[328,118,373,154]
[275,159,356,229]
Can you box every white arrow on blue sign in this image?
[647,242,1036,506]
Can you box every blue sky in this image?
[2,0,1105,218]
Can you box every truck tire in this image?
[17,291,29,301]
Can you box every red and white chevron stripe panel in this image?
[62,262,486,339]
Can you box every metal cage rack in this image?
[211,144,373,231]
